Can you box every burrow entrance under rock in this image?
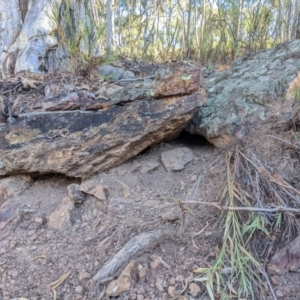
[139,129,212,157]
[169,129,210,147]
[0,129,222,299]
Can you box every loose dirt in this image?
[1,130,300,300]
[0,133,225,300]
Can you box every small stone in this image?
[271,275,280,286]
[47,197,74,231]
[108,200,127,217]
[106,260,138,296]
[67,184,86,204]
[88,184,107,201]
[78,269,91,281]
[169,278,176,286]
[161,213,179,222]
[75,285,83,294]
[161,147,194,171]
[137,295,144,300]
[8,270,18,278]
[137,287,145,294]
[180,181,185,191]
[34,217,43,224]
[150,258,161,269]
[156,278,165,292]
[190,175,197,183]
[140,162,159,174]
[28,230,35,236]
[30,234,37,241]
[175,275,184,282]
[0,175,33,203]
[80,177,108,201]
[168,286,176,297]
[122,185,131,199]
[188,283,201,296]
[138,264,148,280]
[275,289,284,297]
[131,163,141,172]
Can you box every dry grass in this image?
[195,146,300,299]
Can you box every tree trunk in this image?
[0,0,104,78]
[106,0,115,53]
[0,0,62,78]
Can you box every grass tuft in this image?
[195,147,300,299]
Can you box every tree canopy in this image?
[94,0,300,64]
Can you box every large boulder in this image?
[187,39,300,148]
[0,62,205,178]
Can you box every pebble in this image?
[150,258,161,269]
[136,288,145,295]
[34,217,43,224]
[78,269,91,281]
[188,282,201,296]
[175,275,184,282]
[161,213,179,222]
[131,163,142,172]
[156,278,164,292]
[271,275,280,286]
[168,286,176,297]
[275,289,284,297]
[8,270,18,278]
[169,278,176,285]
[138,264,148,280]
[75,285,83,294]
[191,175,197,183]
[140,162,159,174]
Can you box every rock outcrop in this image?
[188,39,300,148]
[0,62,205,178]
[268,234,300,275]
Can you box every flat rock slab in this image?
[0,175,33,205]
[188,39,300,148]
[161,147,194,171]
[0,93,203,178]
[268,234,300,275]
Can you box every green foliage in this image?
[195,148,300,299]
[48,0,112,74]
[48,0,300,68]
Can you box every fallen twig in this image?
[93,227,171,282]
[223,205,300,213]
[115,75,155,84]
[268,134,300,150]
[48,271,71,300]
[181,201,222,210]
[260,267,278,300]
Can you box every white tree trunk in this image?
[106,0,115,52]
[0,0,22,76]
[0,0,104,78]
[0,0,62,78]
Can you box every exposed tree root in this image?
[93,227,171,283]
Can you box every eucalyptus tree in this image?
[1,0,300,77]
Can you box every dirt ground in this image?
[1,129,300,300]
[0,132,225,300]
